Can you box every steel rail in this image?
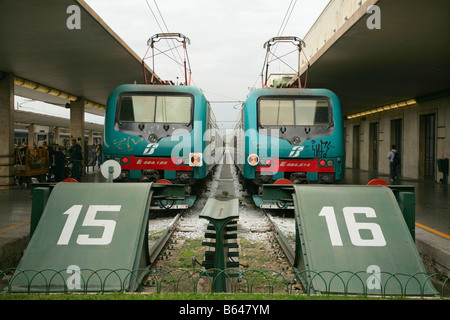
[148,212,182,267]
[263,210,296,267]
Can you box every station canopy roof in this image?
[298,0,450,117]
[0,0,161,118]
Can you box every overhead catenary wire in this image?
[272,0,298,55]
[144,0,192,84]
[253,0,299,89]
[152,0,185,65]
[145,0,164,36]
[144,0,180,74]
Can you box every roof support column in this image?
[88,130,94,145]
[0,72,15,188]
[54,126,63,143]
[27,124,36,146]
[70,98,85,167]
[70,98,85,142]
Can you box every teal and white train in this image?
[103,84,222,194]
[232,88,345,194]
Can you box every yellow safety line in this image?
[416,222,450,240]
[0,219,31,235]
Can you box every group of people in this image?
[41,139,82,182]
[66,139,103,182]
[41,139,101,182]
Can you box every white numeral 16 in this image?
[319,206,386,247]
[57,205,121,246]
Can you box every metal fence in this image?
[1,267,449,298]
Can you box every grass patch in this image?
[0,292,398,300]
[170,239,205,269]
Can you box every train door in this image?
[419,114,436,180]
[391,119,403,177]
[352,125,360,169]
[369,122,379,171]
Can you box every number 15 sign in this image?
[12,183,154,293]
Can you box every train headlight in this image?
[259,158,272,166]
[247,154,259,166]
[291,136,301,145]
[148,134,158,143]
[319,159,334,167]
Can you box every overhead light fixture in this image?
[14,76,77,101]
[85,100,106,110]
[346,98,417,120]
[14,76,105,110]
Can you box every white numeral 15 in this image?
[57,205,121,245]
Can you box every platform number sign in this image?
[57,205,121,246]
[319,206,386,247]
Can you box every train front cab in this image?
[102,85,217,192]
[237,88,345,191]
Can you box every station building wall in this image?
[344,94,449,183]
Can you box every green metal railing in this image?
[1,267,448,298]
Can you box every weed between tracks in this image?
[143,232,299,295]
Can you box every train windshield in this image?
[259,98,331,127]
[118,95,192,124]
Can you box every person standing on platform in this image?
[69,139,83,182]
[54,146,66,182]
[95,141,102,169]
[387,145,400,182]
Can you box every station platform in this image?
[0,166,448,278]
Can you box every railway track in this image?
[144,163,298,291]
[264,209,296,266]
[141,166,446,297]
[147,212,183,267]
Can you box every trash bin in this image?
[437,158,448,184]
[437,158,449,174]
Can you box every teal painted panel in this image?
[200,198,239,221]
[292,185,437,296]
[10,182,153,293]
